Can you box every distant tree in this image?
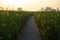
[57,7,59,11]
[45,7,52,11]
[6,7,9,11]
[52,9,56,11]
[45,7,56,11]
[0,7,3,10]
[18,8,22,11]
[41,8,45,11]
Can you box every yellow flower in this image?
[0,37,3,39]
[2,18,5,21]
[2,23,6,27]
[6,13,9,16]
[16,14,19,16]
[47,26,51,30]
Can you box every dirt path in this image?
[17,16,42,40]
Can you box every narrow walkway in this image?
[17,16,41,40]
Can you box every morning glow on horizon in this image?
[0,0,60,11]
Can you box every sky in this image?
[0,0,60,11]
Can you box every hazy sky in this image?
[0,0,60,11]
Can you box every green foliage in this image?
[0,11,31,40]
[34,11,60,40]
